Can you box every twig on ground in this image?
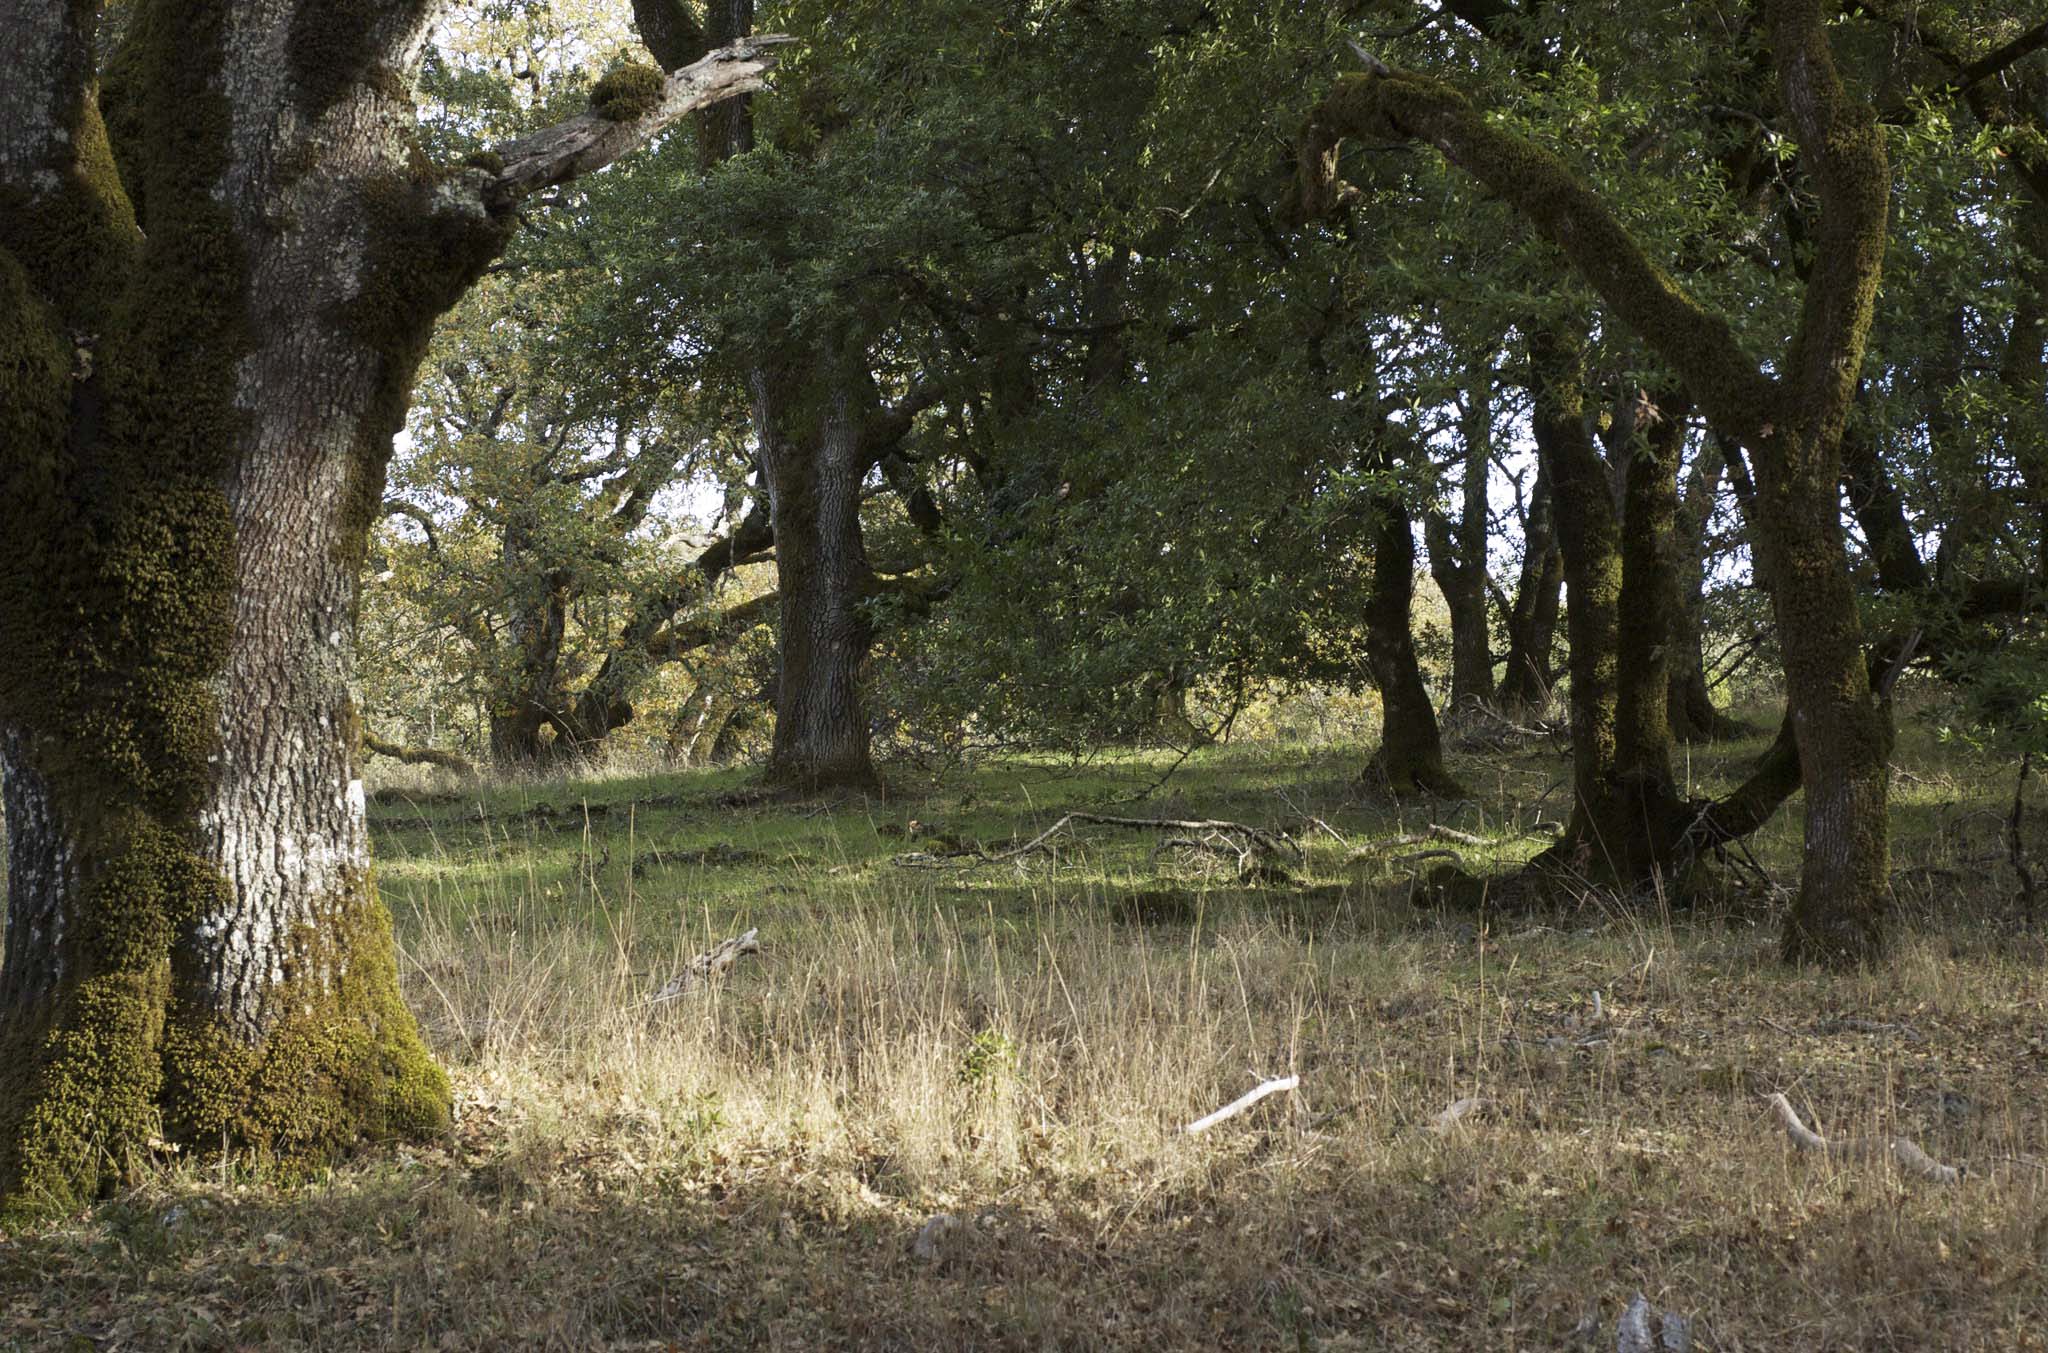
[1185,1075,1300,1134]
[1766,1093,1961,1184]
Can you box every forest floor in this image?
[3,700,2046,1350]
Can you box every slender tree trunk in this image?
[1364,490,1465,797]
[1425,362,1497,708]
[1497,464,1563,710]
[1666,439,1743,741]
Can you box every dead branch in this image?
[1389,849,1460,868]
[362,729,475,778]
[647,928,760,1005]
[1766,1093,1961,1184]
[1430,1096,1491,1134]
[1185,1075,1300,1134]
[484,38,794,209]
[898,810,1299,870]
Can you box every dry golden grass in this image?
[3,723,2046,1350]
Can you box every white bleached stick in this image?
[1185,1075,1300,1135]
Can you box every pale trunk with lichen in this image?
[0,0,775,1218]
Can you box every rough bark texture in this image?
[1307,0,1895,963]
[0,0,777,1219]
[754,364,882,793]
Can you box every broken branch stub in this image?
[648,928,761,1005]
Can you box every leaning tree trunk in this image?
[0,0,779,1218]
[754,363,882,793]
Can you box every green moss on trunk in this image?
[161,877,450,1160]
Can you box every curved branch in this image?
[1301,69,1778,442]
[380,499,440,554]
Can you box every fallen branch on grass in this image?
[647,929,761,1005]
[1430,1096,1492,1134]
[1389,849,1460,868]
[1345,824,1519,865]
[1765,1093,1961,1184]
[896,811,1300,872]
[1185,1075,1300,1134]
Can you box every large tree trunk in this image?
[0,0,779,1218]
[755,363,882,793]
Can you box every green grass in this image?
[3,706,2045,1349]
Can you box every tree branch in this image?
[481,37,795,211]
[362,729,475,777]
[380,499,441,554]
[1301,68,1778,443]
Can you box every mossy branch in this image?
[1301,71,1778,443]
[361,729,475,778]
[481,37,794,211]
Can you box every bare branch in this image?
[483,37,795,210]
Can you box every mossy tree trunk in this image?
[0,0,780,1219]
[1307,0,1894,961]
[1525,330,1691,884]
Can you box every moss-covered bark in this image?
[1305,0,1896,962]
[0,0,634,1221]
[1521,330,1690,885]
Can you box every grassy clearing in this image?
[4,711,2046,1349]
